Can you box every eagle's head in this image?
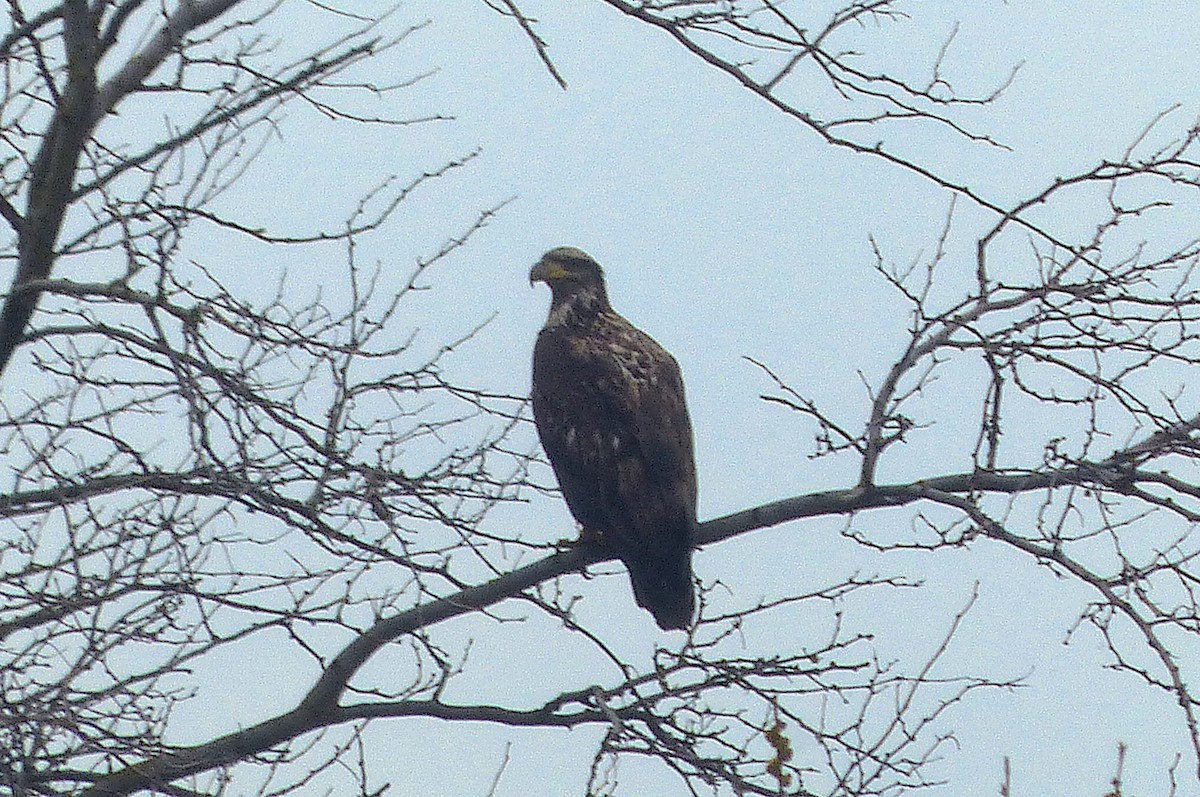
[530,247,611,321]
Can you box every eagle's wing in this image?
[595,314,697,523]
[532,311,696,628]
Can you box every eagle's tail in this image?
[625,543,695,631]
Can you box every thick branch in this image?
[333,698,598,727]
[0,0,98,375]
[77,453,1176,796]
[93,0,247,118]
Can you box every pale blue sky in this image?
[151,2,1200,794]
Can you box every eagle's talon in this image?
[553,527,603,551]
[578,524,604,544]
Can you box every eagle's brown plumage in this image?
[530,246,697,630]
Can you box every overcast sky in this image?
[155,2,1200,794]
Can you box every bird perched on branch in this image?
[529,246,698,630]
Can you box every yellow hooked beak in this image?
[529,259,569,286]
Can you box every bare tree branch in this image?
[5,3,1200,796]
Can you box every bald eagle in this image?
[530,247,697,630]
